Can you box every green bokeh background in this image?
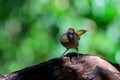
[0,0,120,76]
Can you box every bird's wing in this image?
[76,30,87,36]
[60,34,69,43]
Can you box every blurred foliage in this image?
[0,0,120,76]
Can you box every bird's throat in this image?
[69,35,73,39]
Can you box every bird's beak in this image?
[69,34,73,39]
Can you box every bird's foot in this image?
[76,53,80,63]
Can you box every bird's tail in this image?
[76,30,87,36]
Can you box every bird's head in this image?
[67,28,75,39]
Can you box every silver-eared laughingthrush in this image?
[60,28,87,56]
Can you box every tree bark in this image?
[0,52,120,80]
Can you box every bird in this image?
[60,28,87,57]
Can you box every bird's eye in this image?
[68,32,74,35]
[68,32,71,35]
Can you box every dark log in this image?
[0,52,120,80]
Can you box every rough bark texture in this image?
[0,52,120,80]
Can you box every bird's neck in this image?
[67,34,75,42]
